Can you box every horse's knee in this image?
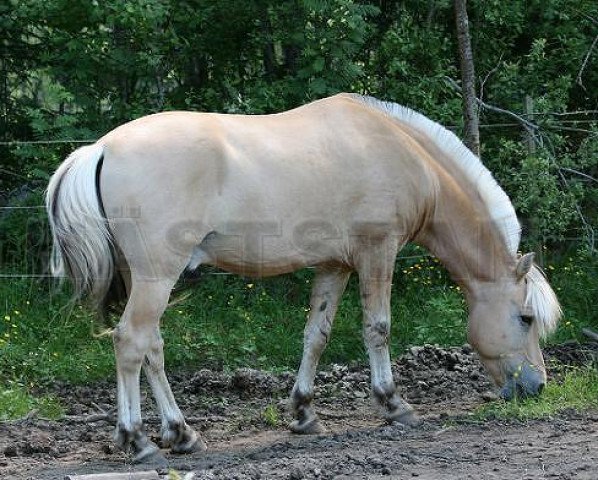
[304,327,329,352]
[143,332,165,372]
[364,317,390,346]
[112,323,153,369]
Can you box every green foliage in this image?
[0,278,114,383]
[262,403,280,427]
[476,365,598,420]
[3,248,595,386]
[546,249,598,344]
[491,140,583,245]
[0,381,64,420]
[3,0,596,244]
[0,192,48,273]
[0,0,597,389]
[0,252,467,382]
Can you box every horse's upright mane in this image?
[349,93,521,255]
[349,94,561,336]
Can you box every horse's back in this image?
[99,93,432,202]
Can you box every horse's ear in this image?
[516,252,535,281]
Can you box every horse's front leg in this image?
[357,245,421,427]
[142,327,206,454]
[290,268,350,434]
[112,279,174,463]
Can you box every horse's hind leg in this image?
[356,248,421,427]
[290,268,350,434]
[142,327,206,453]
[112,277,177,462]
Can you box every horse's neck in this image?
[416,181,514,295]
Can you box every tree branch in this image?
[560,167,598,183]
[479,53,503,107]
[445,75,596,250]
[576,33,598,88]
[444,76,539,131]
[582,328,598,342]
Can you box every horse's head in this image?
[467,253,562,400]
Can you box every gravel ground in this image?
[1,342,596,479]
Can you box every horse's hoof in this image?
[131,443,166,465]
[164,422,207,454]
[171,436,207,454]
[289,416,326,434]
[114,423,165,464]
[387,408,422,427]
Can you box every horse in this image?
[46,93,561,462]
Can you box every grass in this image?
[262,404,280,427]
[167,470,195,480]
[0,253,468,383]
[475,365,598,421]
[0,381,64,420]
[0,245,597,420]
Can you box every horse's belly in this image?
[194,226,347,277]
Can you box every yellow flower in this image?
[246,283,254,289]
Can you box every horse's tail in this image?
[46,143,116,311]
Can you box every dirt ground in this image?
[1,343,597,480]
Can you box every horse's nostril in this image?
[536,383,545,395]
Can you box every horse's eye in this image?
[520,315,534,326]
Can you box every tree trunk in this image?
[454,0,480,157]
[261,8,277,82]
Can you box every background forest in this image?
[0,0,597,394]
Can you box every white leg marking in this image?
[290,269,349,433]
[113,278,174,456]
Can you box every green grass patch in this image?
[0,277,115,384]
[0,382,64,420]
[0,254,468,383]
[475,365,598,421]
[0,246,596,386]
[261,403,280,427]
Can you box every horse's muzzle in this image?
[499,362,546,400]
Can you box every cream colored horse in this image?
[46,93,561,462]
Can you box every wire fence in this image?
[1,111,595,280]
[0,139,95,146]
[0,116,596,147]
[0,202,438,279]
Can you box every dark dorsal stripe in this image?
[95,153,107,218]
